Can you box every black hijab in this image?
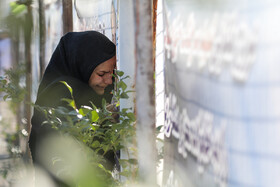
[34,31,116,109]
[37,31,116,104]
[30,31,116,166]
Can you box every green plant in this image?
[0,63,26,104]
[0,63,27,180]
[35,70,137,186]
[0,64,26,145]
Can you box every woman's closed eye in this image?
[96,71,113,77]
[97,73,105,77]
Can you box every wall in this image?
[162,0,280,186]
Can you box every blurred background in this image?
[1,0,280,187]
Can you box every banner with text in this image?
[163,0,280,186]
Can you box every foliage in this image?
[0,63,26,105]
[1,1,32,40]
[0,63,26,180]
[0,0,32,183]
[35,70,137,186]
[0,116,28,184]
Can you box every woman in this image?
[29,31,116,184]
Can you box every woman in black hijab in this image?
[29,31,116,183]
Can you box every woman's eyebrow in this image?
[97,70,111,73]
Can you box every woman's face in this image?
[88,56,116,95]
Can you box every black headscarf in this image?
[38,31,115,100]
[33,31,116,109]
[29,31,116,171]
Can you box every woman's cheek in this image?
[96,77,103,85]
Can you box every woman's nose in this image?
[104,74,113,85]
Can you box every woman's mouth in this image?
[96,86,105,89]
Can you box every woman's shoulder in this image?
[36,76,85,105]
[36,76,102,108]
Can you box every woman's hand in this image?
[106,103,119,123]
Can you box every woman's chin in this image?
[95,89,105,95]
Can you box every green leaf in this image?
[79,106,92,116]
[128,158,138,165]
[101,144,111,154]
[89,101,97,110]
[9,2,17,9]
[91,110,99,122]
[121,108,129,113]
[115,70,124,77]
[98,116,114,124]
[60,81,73,95]
[156,125,163,132]
[120,92,129,99]
[78,108,85,116]
[11,4,26,15]
[118,80,127,91]
[61,98,76,109]
[102,98,107,109]
[120,75,130,81]
[91,140,100,148]
[3,95,9,101]
[97,163,113,176]
[0,77,7,85]
[125,90,135,93]
[127,112,136,121]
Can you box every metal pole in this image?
[153,0,158,71]
[24,2,33,163]
[62,0,73,34]
[133,0,157,186]
[38,0,46,80]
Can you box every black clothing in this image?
[28,31,116,185]
[29,76,113,162]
